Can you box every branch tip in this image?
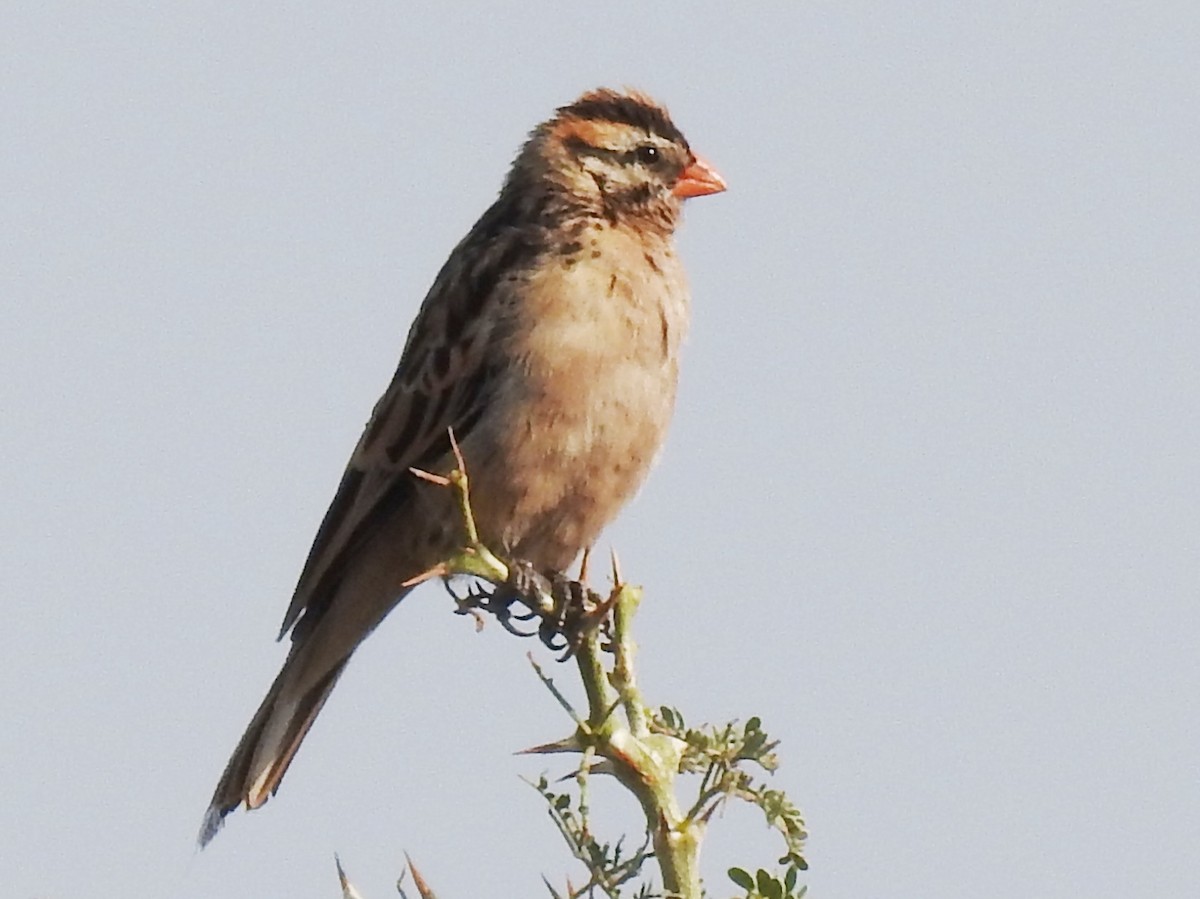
[447,425,465,473]
[401,562,447,588]
[408,466,450,486]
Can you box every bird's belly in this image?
[466,354,677,572]
[462,237,687,572]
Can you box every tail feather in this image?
[200,521,421,847]
[199,655,349,847]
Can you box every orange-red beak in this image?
[673,154,727,199]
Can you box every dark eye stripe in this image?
[562,136,620,161]
[563,137,675,174]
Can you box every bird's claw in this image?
[448,560,609,660]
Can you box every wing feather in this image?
[277,206,542,639]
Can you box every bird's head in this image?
[511,88,726,234]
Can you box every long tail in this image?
[200,484,425,846]
[199,650,350,847]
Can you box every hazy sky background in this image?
[3,3,1198,898]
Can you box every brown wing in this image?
[277,208,540,641]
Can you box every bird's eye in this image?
[633,145,659,164]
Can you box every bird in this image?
[200,87,726,845]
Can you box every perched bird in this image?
[200,87,725,845]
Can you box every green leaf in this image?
[756,868,772,895]
[728,867,755,891]
[780,850,809,871]
[770,878,786,899]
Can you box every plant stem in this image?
[574,589,702,899]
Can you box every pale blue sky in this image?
[3,3,1198,898]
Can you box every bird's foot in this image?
[449,560,609,659]
[446,576,541,638]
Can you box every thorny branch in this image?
[338,444,807,899]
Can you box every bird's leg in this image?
[456,559,606,657]
[536,571,610,659]
[428,444,614,654]
[505,559,559,616]
[540,574,588,658]
[497,560,574,647]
